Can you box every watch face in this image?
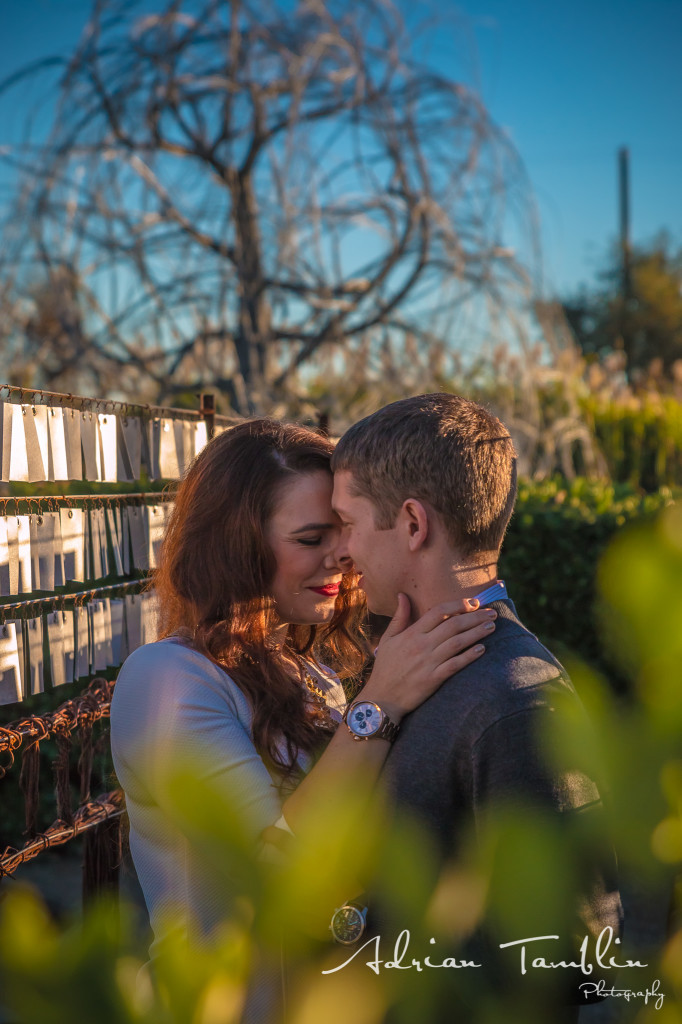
[331,905,365,944]
[349,701,382,737]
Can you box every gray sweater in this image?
[378,598,622,1009]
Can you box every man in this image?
[330,393,622,1019]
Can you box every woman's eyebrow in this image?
[290,522,337,534]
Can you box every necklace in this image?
[291,653,340,732]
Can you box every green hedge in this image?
[499,477,676,686]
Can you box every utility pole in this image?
[618,146,633,372]
[619,146,631,302]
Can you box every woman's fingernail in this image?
[485,621,495,631]
[486,609,497,618]
[474,644,485,653]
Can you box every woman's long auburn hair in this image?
[153,418,368,779]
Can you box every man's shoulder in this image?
[403,600,577,736]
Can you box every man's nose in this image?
[328,534,353,570]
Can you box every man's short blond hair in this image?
[332,393,517,560]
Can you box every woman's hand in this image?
[360,594,495,722]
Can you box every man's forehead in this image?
[331,469,359,509]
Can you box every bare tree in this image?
[0,0,537,414]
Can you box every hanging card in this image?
[194,420,208,459]
[127,505,149,570]
[8,405,29,482]
[182,420,195,474]
[148,419,162,480]
[174,420,188,476]
[49,511,65,587]
[80,411,100,481]
[84,510,92,580]
[19,405,46,481]
[88,600,108,671]
[148,505,165,568]
[0,401,12,481]
[63,408,83,479]
[140,591,160,645]
[88,509,103,580]
[94,507,109,578]
[46,609,66,687]
[0,516,9,596]
[17,515,32,593]
[124,594,142,654]
[30,513,57,592]
[119,505,131,574]
[140,417,153,478]
[110,598,127,665]
[159,419,180,478]
[98,413,118,483]
[0,622,22,705]
[26,616,44,695]
[60,507,85,582]
[62,610,75,684]
[116,419,134,482]
[9,619,27,698]
[106,507,124,576]
[75,605,89,680]
[31,405,51,481]
[100,597,114,667]
[5,517,18,595]
[47,406,69,480]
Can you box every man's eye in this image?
[298,537,322,546]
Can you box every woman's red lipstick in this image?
[309,584,340,596]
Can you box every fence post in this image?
[199,392,216,440]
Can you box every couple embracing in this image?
[111,393,622,1022]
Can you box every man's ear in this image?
[400,498,430,552]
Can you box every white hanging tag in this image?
[0,516,9,596]
[194,420,208,459]
[140,591,160,645]
[26,616,44,695]
[63,408,83,480]
[62,610,75,684]
[124,594,142,653]
[5,517,19,595]
[148,505,165,569]
[120,504,131,574]
[46,609,66,687]
[182,421,195,473]
[127,505,149,570]
[80,411,100,481]
[16,516,32,593]
[0,401,13,482]
[0,622,22,705]
[75,605,89,680]
[121,417,142,479]
[159,419,180,478]
[9,619,27,698]
[99,507,110,577]
[106,507,124,576]
[116,418,134,482]
[148,419,162,480]
[31,512,57,592]
[31,405,51,480]
[88,509,103,580]
[139,417,153,478]
[110,598,127,665]
[97,413,118,482]
[100,597,114,666]
[173,420,187,476]
[47,406,69,480]
[9,405,29,482]
[84,509,92,580]
[88,600,108,671]
[49,511,65,587]
[60,507,85,582]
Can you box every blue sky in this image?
[0,0,680,298]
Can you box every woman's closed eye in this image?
[297,536,322,547]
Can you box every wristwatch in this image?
[330,900,369,944]
[343,699,400,742]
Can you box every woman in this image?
[110,419,495,959]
